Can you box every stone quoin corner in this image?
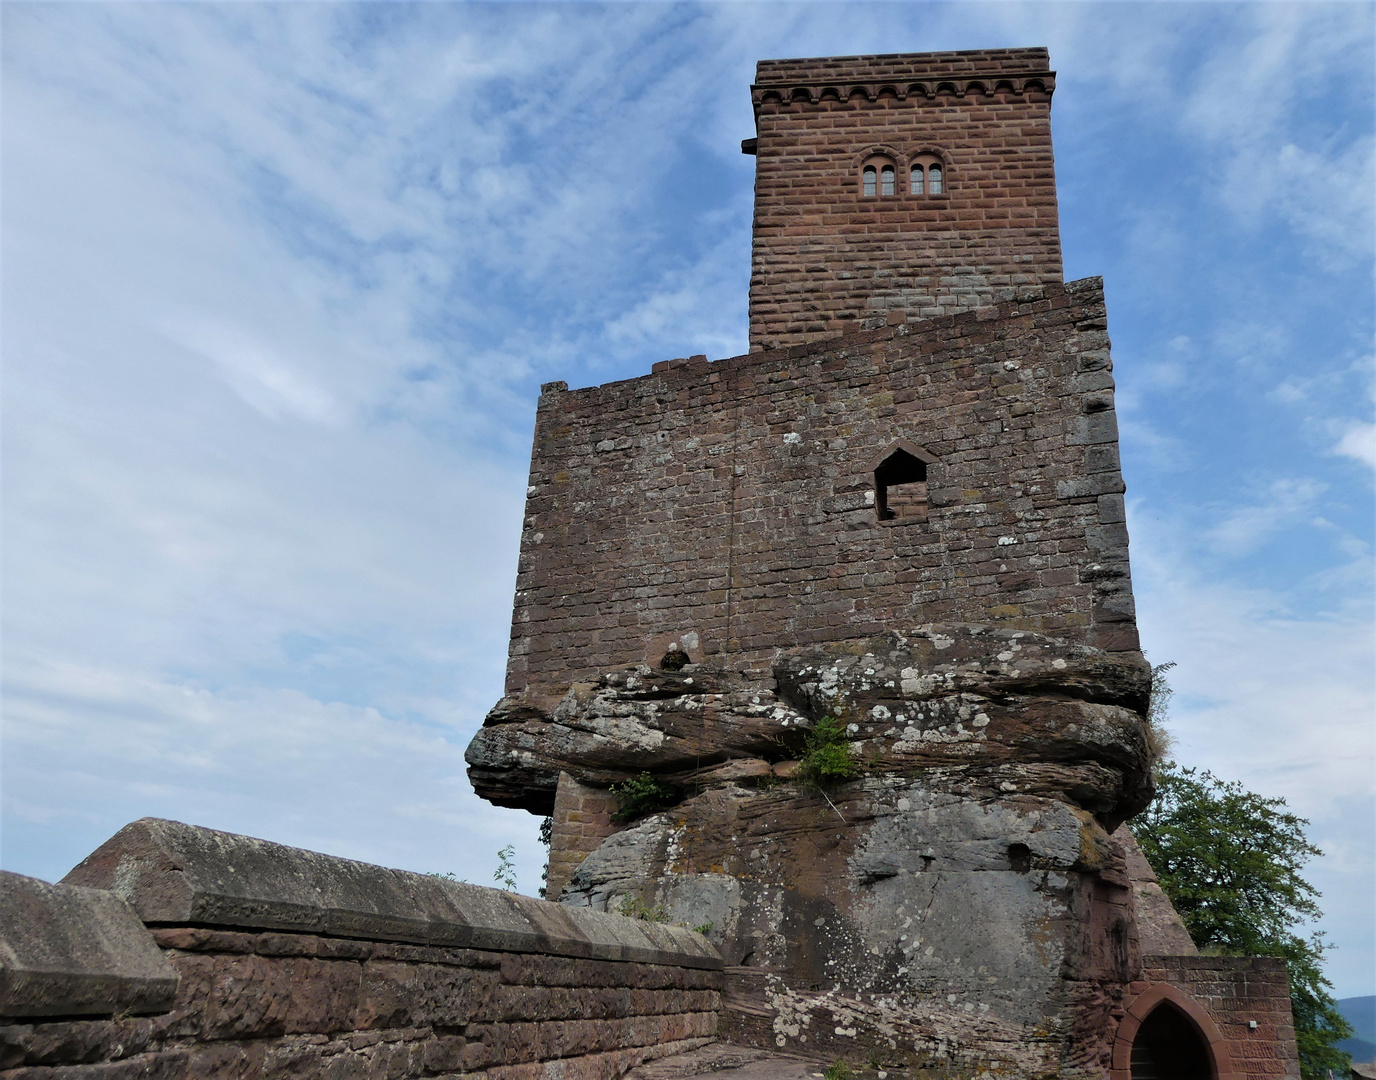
[1,49,1302,1080]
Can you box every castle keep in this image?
[494,49,1130,718]
[1,49,1300,1080]
[466,49,1301,1078]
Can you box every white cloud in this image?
[1132,505,1374,994]
[1335,422,1376,470]
[1170,3,1373,266]
[3,656,544,888]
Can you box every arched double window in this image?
[860,152,947,199]
[910,153,945,195]
[861,157,897,198]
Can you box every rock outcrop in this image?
[467,625,1158,1075]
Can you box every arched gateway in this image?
[1112,982,1239,1080]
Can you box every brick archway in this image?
[1111,982,1239,1080]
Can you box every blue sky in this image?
[3,2,1372,997]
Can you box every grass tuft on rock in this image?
[800,716,860,786]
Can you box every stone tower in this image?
[746,50,1063,351]
[467,49,1300,1080]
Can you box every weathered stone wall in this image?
[748,49,1063,351]
[1115,957,1301,1080]
[548,772,619,901]
[502,278,1135,713]
[1,820,722,1080]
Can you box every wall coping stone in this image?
[0,871,179,1018]
[62,819,722,970]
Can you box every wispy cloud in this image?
[1335,422,1376,471]
[1205,477,1329,555]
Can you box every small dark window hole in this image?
[875,449,928,522]
[660,649,690,671]
[1008,843,1032,873]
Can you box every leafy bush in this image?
[609,772,678,822]
[800,716,859,786]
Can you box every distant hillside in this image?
[1339,997,1376,1064]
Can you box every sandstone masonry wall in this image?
[547,773,618,901]
[508,278,1136,701]
[1,821,722,1080]
[748,49,1063,350]
[1117,957,1301,1080]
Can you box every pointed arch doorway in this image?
[1111,983,1238,1080]
[1129,1003,1212,1079]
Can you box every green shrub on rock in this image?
[800,716,859,786]
[608,772,678,822]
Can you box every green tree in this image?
[1134,762,1353,1078]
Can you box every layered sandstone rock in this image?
[466,625,1157,1075]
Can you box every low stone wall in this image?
[1,819,722,1080]
[1114,955,1300,1080]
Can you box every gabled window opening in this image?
[875,448,928,522]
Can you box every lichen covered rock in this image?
[465,625,1158,1075]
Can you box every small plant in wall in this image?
[617,894,670,922]
[608,772,678,822]
[493,844,518,892]
[799,716,860,786]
